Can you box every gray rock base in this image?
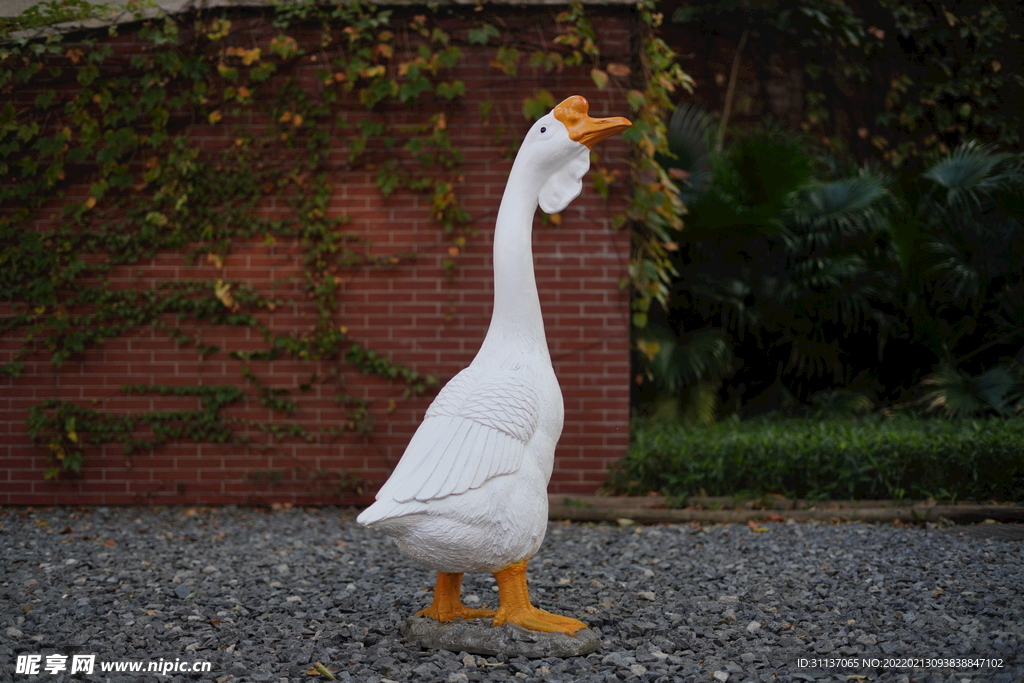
[400,615,601,658]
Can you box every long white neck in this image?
[477,157,549,360]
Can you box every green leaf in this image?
[468,22,499,45]
[521,89,555,121]
[490,45,519,76]
[622,90,647,111]
[435,80,464,100]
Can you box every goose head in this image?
[512,96,632,214]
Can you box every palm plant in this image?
[635,326,733,424]
[658,102,715,206]
[923,142,1024,216]
[637,104,1024,421]
[919,145,1024,312]
[896,142,1024,409]
[920,363,1021,418]
[636,103,898,419]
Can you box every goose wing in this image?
[374,366,539,504]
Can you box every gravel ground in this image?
[1,506,1022,683]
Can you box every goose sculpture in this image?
[357,96,631,635]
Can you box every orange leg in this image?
[417,572,496,622]
[491,561,587,636]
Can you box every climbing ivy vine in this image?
[1,0,689,482]
[869,0,1023,168]
[672,0,1023,170]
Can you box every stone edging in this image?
[548,495,1024,525]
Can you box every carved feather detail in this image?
[374,366,540,505]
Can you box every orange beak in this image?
[553,96,632,149]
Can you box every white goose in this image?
[357,96,630,635]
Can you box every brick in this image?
[3,7,634,504]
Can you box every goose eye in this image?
[540,127,547,134]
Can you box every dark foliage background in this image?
[634,0,1024,424]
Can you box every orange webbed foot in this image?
[417,572,495,623]
[491,560,587,636]
[417,603,496,622]
[492,604,587,635]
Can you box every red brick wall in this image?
[0,6,634,505]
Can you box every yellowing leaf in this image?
[359,65,386,79]
[206,18,232,41]
[145,211,168,227]
[238,47,261,65]
[269,34,299,59]
[208,110,222,124]
[606,63,631,77]
[214,279,235,309]
[635,339,660,361]
[311,662,336,680]
[548,212,562,226]
[591,68,609,89]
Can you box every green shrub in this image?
[612,417,1024,502]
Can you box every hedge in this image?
[611,417,1024,502]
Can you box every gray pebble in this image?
[1,507,1020,682]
